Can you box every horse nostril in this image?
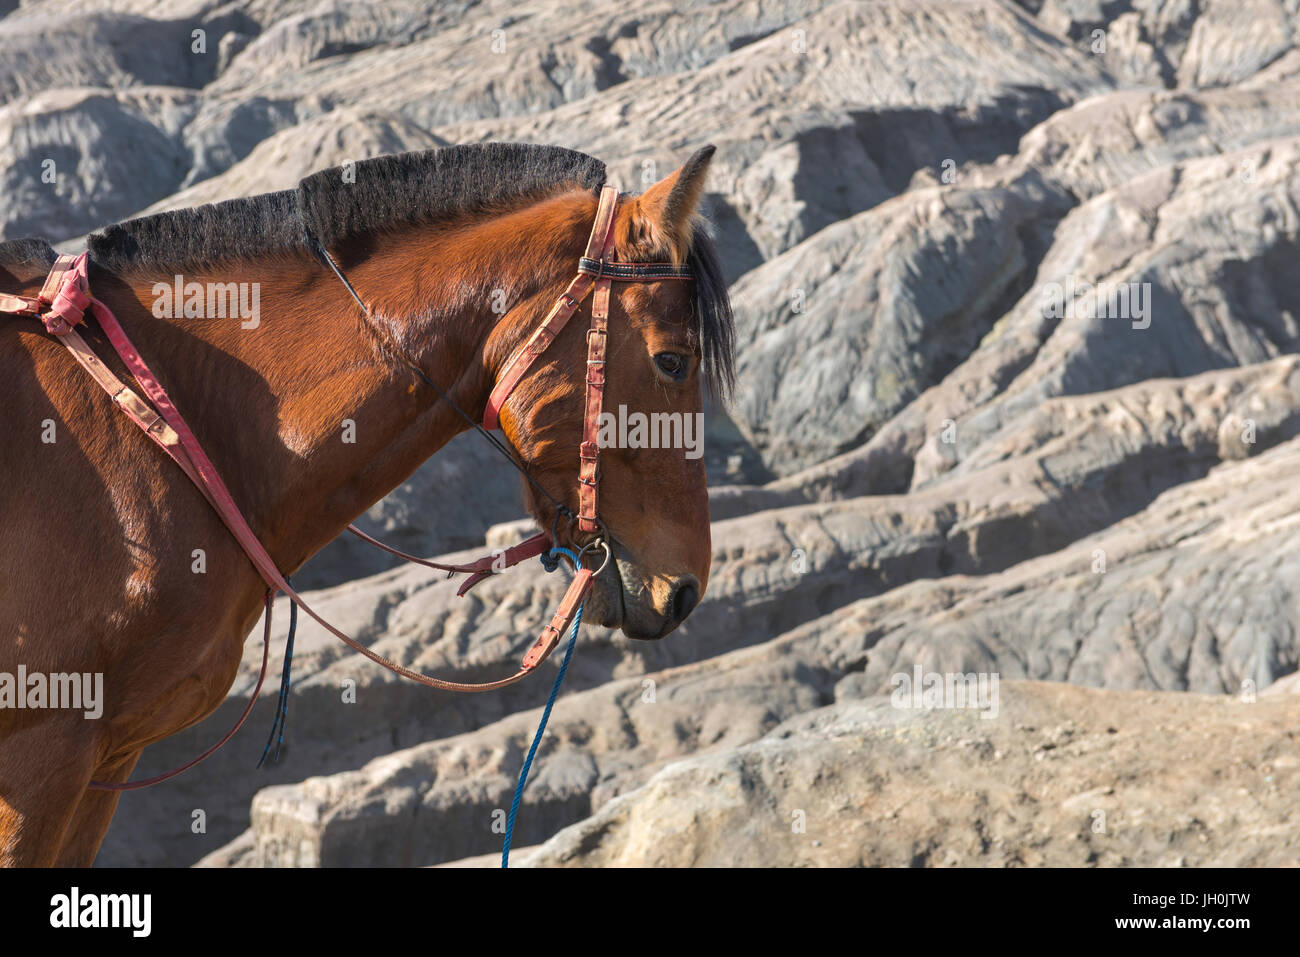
[671,580,699,622]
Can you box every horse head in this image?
[491,147,734,640]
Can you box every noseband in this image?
[1,183,694,787]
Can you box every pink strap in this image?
[483,273,594,430]
[576,188,619,533]
[345,525,551,596]
[0,292,39,314]
[483,184,621,431]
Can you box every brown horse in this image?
[0,143,733,866]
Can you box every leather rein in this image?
[1,183,693,788]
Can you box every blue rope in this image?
[502,547,584,868]
[257,578,297,769]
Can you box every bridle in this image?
[0,182,695,788]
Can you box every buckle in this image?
[0,294,41,316]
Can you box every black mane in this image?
[0,143,734,396]
[0,237,57,273]
[84,143,607,273]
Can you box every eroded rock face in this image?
[0,89,194,239]
[0,9,216,105]
[728,181,1067,476]
[729,101,1300,478]
[4,0,1299,866]
[201,652,835,867]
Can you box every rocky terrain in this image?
[2,0,1298,867]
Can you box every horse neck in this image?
[104,240,511,577]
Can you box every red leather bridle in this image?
[1,183,694,787]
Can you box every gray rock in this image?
[728,178,1071,476]
[1025,0,1297,91]
[0,9,214,104]
[435,0,1114,277]
[523,681,1300,867]
[913,137,1300,489]
[0,88,194,241]
[720,128,1300,489]
[208,652,832,866]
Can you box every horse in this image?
[0,142,734,866]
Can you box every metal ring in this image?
[578,538,612,576]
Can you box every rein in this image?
[2,184,694,790]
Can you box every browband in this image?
[576,257,694,280]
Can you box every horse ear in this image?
[628,145,716,263]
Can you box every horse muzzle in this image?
[585,538,702,640]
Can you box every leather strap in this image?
[524,567,593,668]
[577,258,693,280]
[482,272,594,431]
[0,292,39,315]
[483,185,619,431]
[576,189,619,533]
[345,525,551,597]
[88,593,274,790]
[0,254,84,329]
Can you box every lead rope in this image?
[256,576,298,769]
[502,546,584,868]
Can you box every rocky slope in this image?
[517,681,1300,868]
[1,0,1298,866]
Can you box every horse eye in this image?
[653,352,688,380]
